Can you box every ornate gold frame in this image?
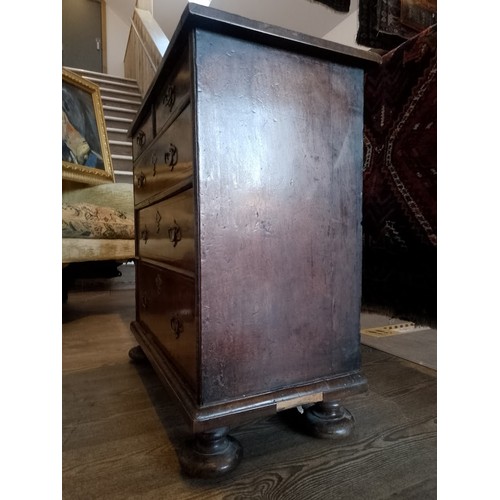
[62,68,114,185]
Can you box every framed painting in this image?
[62,68,114,184]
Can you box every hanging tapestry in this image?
[307,1,351,13]
[362,25,437,325]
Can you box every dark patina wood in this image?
[133,104,193,207]
[129,3,379,477]
[137,188,195,272]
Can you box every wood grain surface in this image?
[63,289,436,499]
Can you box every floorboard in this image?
[62,289,437,499]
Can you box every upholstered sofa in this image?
[62,182,135,300]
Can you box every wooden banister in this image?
[124,8,169,97]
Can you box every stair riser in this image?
[102,99,140,114]
[106,129,129,142]
[87,79,141,94]
[114,172,134,185]
[109,142,133,156]
[103,107,138,121]
[99,91,142,105]
[105,117,133,131]
[65,67,138,85]
[111,156,133,171]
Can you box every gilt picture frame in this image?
[62,68,114,185]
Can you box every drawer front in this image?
[132,110,154,160]
[137,262,197,388]
[137,189,195,272]
[155,48,191,133]
[134,104,193,206]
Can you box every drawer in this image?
[134,104,193,206]
[155,47,191,133]
[137,189,195,272]
[137,261,197,388]
[132,110,154,160]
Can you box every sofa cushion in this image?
[62,202,134,239]
[62,182,134,216]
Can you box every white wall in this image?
[152,0,189,40]
[322,8,370,50]
[105,0,136,76]
[152,0,213,40]
[102,0,365,76]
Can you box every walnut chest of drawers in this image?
[129,4,379,477]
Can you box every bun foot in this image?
[128,345,148,364]
[178,427,243,478]
[304,401,355,439]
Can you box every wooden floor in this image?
[62,289,437,499]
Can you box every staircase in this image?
[64,67,143,184]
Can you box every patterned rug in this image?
[362,24,437,325]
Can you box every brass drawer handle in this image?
[136,130,146,147]
[162,84,176,111]
[155,210,162,233]
[141,226,149,243]
[168,220,182,247]
[141,292,149,310]
[135,171,146,189]
[164,144,178,170]
[152,153,158,177]
[170,314,184,339]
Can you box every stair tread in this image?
[113,170,133,176]
[107,127,129,132]
[105,116,133,123]
[112,154,133,160]
[101,96,141,107]
[99,87,142,99]
[103,105,137,113]
[64,66,138,84]
[85,79,140,91]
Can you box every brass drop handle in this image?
[136,130,146,147]
[170,314,184,339]
[141,292,149,310]
[141,226,149,243]
[168,220,182,247]
[164,144,178,170]
[155,210,162,233]
[162,84,176,111]
[152,152,158,177]
[135,171,146,189]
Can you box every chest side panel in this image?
[194,29,364,404]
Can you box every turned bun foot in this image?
[128,345,148,364]
[178,427,243,478]
[304,401,355,439]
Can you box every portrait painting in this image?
[62,68,114,184]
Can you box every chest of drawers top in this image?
[129,3,379,140]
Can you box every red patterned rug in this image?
[362,24,437,325]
